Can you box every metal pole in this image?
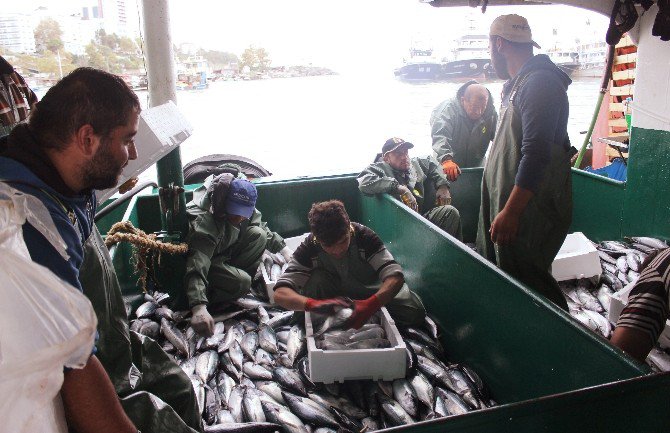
[574,44,616,169]
[141,0,187,235]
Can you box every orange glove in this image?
[347,295,383,329]
[441,160,461,181]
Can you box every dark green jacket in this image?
[357,156,449,214]
[184,178,285,305]
[430,81,497,168]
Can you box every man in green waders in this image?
[476,15,572,310]
[0,68,202,433]
[357,137,462,240]
[273,200,426,328]
[184,173,291,336]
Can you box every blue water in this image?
[135,74,600,179]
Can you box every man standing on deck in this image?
[476,15,572,310]
[0,68,202,433]
[357,137,462,240]
[430,81,497,181]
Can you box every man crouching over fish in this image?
[273,200,426,327]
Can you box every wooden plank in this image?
[609,118,629,128]
[616,35,633,48]
[610,102,625,112]
[609,132,629,137]
[614,53,637,65]
[612,69,636,80]
[610,85,635,96]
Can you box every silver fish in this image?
[345,338,392,350]
[378,393,414,426]
[277,353,294,368]
[273,366,307,396]
[136,301,158,319]
[255,380,286,405]
[575,284,603,313]
[233,297,273,310]
[261,400,309,433]
[161,318,190,357]
[282,392,339,427]
[196,351,219,383]
[243,386,266,422]
[229,340,244,371]
[137,320,161,339]
[204,422,282,433]
[287,325,305,365]
[217,371,235,405]
[255,348,275,367]
[348,327,386,342]
[215,408,235,424]
[266,311,294,329]
[227,386,245,423]
[392,378,418,417]
[616,255,629,273]
[436,387,470,416]
[258,306,270,325]
[240,332,259,359]
[258,324,279,354]
[629,236,668,249]
[409,370,435,411]
[190,376,206,416]
[155,306,174,321]
[243,362,273,380]
[626,252,643,272]
[204,384,221,425]
[180,357,197,377]
[315,308,353,336]
[307,391,367,420]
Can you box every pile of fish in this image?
[559,236,670,371]
[130,294,497,432]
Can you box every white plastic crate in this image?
[551,232,602,281]
[262,233,309,303]
[305,307,407,384]
[607,281,670,350]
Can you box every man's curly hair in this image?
[308,200,351,246]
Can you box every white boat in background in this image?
[574,40,608,78]
[547,49,581,77]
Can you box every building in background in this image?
[0,13,36,53]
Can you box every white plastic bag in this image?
[0,184,97,433]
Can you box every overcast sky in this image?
[8,1,610,73]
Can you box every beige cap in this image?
[490,14,541,49]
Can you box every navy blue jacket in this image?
[501,54,572,193]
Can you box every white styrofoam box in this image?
[262,233,309,303]
[97,101,193,203]
[305,307,407,384]
[607,281,635,325]
[607,281,670,350]
[551,232,602,282]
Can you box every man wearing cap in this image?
[185,173,291,335]
[357,137,462,240]
[476,14,572,310]
[430,81,498,181]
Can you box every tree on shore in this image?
[34,18,64,54]
[240,46,271,73]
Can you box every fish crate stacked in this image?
[606,34,637,161]
[305,307,407,384]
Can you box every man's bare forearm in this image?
[374,274,405,305]
[61,355,136,433]
[504,185,534,216]
[273,286,308,311]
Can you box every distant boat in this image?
[547,49,581,77]
[574,40,608,78]
[441,30,495,81]
[394,46,444,81]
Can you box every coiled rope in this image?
[105,221,188,291]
